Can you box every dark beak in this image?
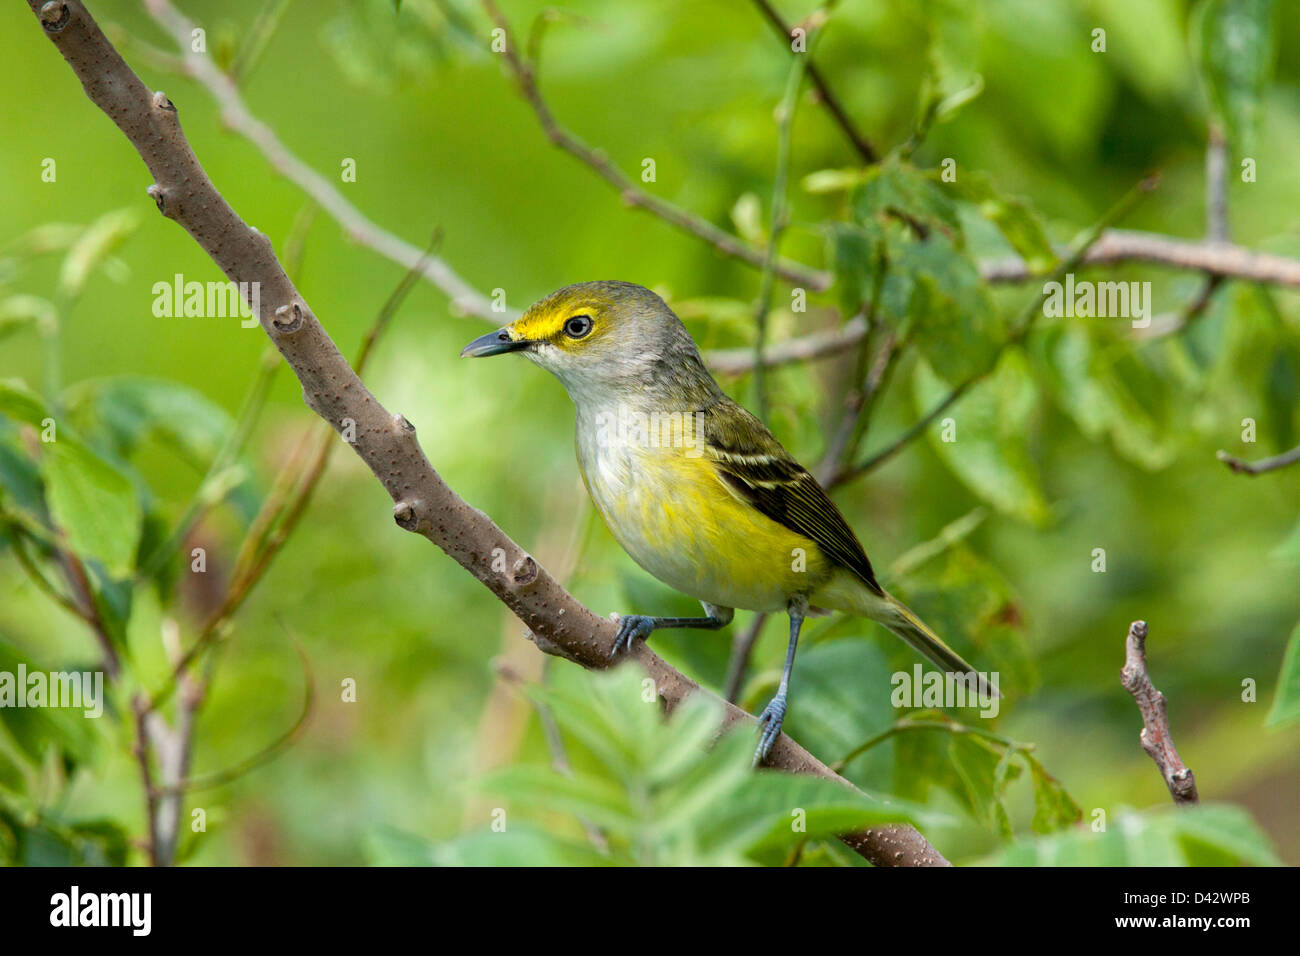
[460,327,531,358]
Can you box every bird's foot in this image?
[609,614,655,660]
[753,691,788,766]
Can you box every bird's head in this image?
[461,281,713,405]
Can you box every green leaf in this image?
[478,765,637,834]
[943,172,1057,272]
[719,773,934,863]
[57,209,140,302]
[1037,321,1181,470]
[1265,620,1300,727]
[1193,0,1276,153]
[365,823,611,867]
[945,733,1025,837]
[0,296,57,342]
[899,545,1037,695]
[853,161,962,237]
[914,352,1050,525]
[489,665,930,866]
[0,431,50,533]
[1026,754,1082,833]
[0,379,50,428]
[895,235,999,381]
[824,220,886,319]
[0,380,142,575]
[43,437,141,578]
[987,804,1279,866]
[63,377,237,473]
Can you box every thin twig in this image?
[156,631,315,796]
[707,314,867,375]
[131,694,161,866]
[478,0,829,292]
[748,0,879,163]
[141,0,500,319]
[723,613,770,703]
[7,527,82,619]
[1216,444,1300,476]
[753,46,810,421]
[981,228,1300,287]
[1119,621,1198,805]
[832,715,1034,775]
[1130,273,1223,341]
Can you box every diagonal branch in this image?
[1120,620,1198,806]
[748,0,879,163]
[139,0,500,320]
[27,0,946,868]
[1216,443,1300,476]
[478,0,829,292]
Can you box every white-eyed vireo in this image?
[463,281,994,763]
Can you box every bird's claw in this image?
[609,614,655,660]
[753,692,788,766]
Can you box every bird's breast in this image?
[575,414,830,612]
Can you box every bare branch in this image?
[139,0,502,320]
[478,0,829,292]
[714,227,1300,376]
[723,612,769,704]
[1216,444,1300,476]
[707,315,867,375]
[1120,621,1199,806]
[27,0,946,868]
[753,46,810,421]
[748,0,880,164]
[982,228,1300,288]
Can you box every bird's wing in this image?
[700,398,883,596]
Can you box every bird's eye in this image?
[563,314,594,339]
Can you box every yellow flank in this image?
[578,433,834,613]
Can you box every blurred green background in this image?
[1,0,1298,865]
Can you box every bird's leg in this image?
[610,603,733,659]
[754,596,807,766]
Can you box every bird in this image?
[462,280,995,763]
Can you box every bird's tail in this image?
[859,588,1002,699]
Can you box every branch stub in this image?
[40,2,70,33]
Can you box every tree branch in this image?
[707,314,868,375]
[478,0,829,292]
[27,0,946,867]
[981,228,1300,288]
[1216,444,1300,476]
[748,0,880,164]
[139,0,501,320]
[1119,621,1199,806]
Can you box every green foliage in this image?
[1193,0,1276,152]
[987,805,1279,866]
[436,666,933,866]
[0,380,141,576]
[1266,620,1300,728]
[914,353,1049,525]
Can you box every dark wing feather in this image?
[700,398,883,595]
